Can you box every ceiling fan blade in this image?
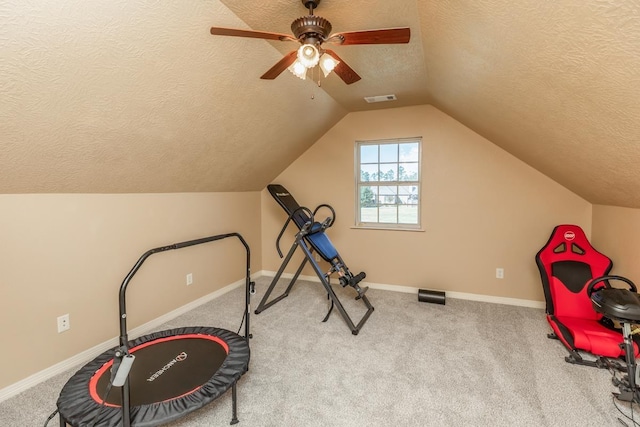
[329,28,410,45]
[324,50,361,85]
[260,51,298,80]
[210,27,297,42]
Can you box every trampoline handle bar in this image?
[118,232,252,348]
[115,232,252,427]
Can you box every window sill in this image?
[350,225,425,232]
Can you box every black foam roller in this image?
[418,289,446,305]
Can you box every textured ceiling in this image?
[1,0,346,193]
[2,0,640,207]
[416,0,640,207]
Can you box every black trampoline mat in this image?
[90,334,228,406]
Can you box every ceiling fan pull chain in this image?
[313,64,321,88]
[311,66,317,99]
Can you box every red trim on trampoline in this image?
[88,334,230,407]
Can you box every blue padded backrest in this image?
[307,232,339,261]
[267,184,338,262]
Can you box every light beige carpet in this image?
[0,276,636,426]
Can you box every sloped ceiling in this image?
[2,0,640,207]
[1,0,346,193]
[416,1,640,208]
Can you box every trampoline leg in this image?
[230,382,239,425]
[59,415,66,427]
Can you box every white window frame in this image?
[354,137,422,230]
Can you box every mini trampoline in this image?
[56,233,254,427]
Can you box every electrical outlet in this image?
[186,273,193,286]
[315,253,321,262]
[496,268,504,279]
[57,314,70,333]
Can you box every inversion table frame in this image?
[255,184,374,335]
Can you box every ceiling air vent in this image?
[364,94,397,103]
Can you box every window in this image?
[356,138,421,229]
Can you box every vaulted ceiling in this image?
[3,0,639,207]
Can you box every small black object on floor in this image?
[418,289,446,305]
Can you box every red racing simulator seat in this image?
[535,224,639,367]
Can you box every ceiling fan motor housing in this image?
[291,15,332,43]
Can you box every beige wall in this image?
[0,105,601,392]
[592,205,640,283]
[0,192,261,389]
[261,105,592,301]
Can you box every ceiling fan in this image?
[210,0,410,85]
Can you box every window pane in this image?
[398,205,418,224]
[359,185,378,208]
[360,164,379,182]
[360,144,378,164]
[360,206,378,222]
[360,185,378,223]
[378,185,398,205]
[398,185,418,204]
[378,185,397,195]
[399,143,419,162]
[398,162,419,181]
[379,144,398,163]
[378,164,397,182]
[379,205,398,223]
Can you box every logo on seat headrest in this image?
[564,231,576,241]
[275,192,290,197]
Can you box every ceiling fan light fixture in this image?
[288,59,307,80]
[319,53,339,77]
[297,44,320,68]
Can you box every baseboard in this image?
[256,270,545,309]
[443,290,545,309]
[0,278,244,404]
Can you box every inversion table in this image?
[255,184,374,335]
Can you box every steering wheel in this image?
[587,275,638,298]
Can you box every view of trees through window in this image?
[357,139,421,227]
